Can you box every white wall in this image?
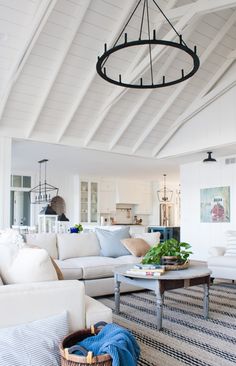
[181,157,236,260]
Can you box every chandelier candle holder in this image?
[29,159,59,204]
[96,0,200,89]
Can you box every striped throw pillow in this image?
[0,311,68,366]
[225,231,236,256]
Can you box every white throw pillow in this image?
[225,231,236,256]
[0,311,68,366]
[0,275,3,286]
[57,233,101,260]
[132,232,160,247]
[0,229,25,248]
[26,233,58,259]
[2,247,58,284]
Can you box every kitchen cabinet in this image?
[80,180,98,223]
[99,180,116,213]
[116,180,139,204]
[134,182,152,214]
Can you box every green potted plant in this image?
[142,238,192,265]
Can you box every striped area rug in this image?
[98,282,236,366]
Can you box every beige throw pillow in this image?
[2,247,58,285]
[121,238,150,257]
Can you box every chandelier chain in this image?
[146,0,154,85]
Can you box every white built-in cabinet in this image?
[99,181,116,213]
[116,180,139,204]
[79,178,153,222]
[80,180,98,223]
[134,182,152,214]
[116,180,152,214]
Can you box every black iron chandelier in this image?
[157,174,173,203]
[96,0,200,89]
[29,159,59,204]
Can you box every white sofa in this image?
[208,246,236,281]
[0,280,112,331]
[26,232,155,296]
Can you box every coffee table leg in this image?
[114,277,121,314]
[155,290,164,330]
[203,280,209,319]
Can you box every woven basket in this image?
[60,323,112,366]
[165,260,189,271]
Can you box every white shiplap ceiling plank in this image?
[56,0,138,142]
[133,10,236,154]
[153,52,236,158]
[0,0,57,120]
[26,0,92,138]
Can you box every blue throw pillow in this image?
[95,227,131,257]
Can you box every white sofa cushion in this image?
[60,256,118,279]
[57,233,100,260]
[3,248,58,284]
[132,232,160,246]
[55,259,83,280]
[26,233,58,259]
[0,311,68,366]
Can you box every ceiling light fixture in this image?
[203,151,217,163]
[157,174,173,203]
[96,0,200,89]
[29,159,59,204]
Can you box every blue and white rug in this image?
[98,282,236,366]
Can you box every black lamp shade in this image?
[203,151,217,163]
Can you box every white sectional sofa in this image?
[25,231,149,296]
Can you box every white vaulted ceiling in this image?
[1,0,236,162]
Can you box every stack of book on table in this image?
[126,264,165,277]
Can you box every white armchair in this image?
[208,246,236,281]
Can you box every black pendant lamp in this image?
[203,152,217,163]
[96,0,200,89]
[29,159,59,204]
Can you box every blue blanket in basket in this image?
[72,323,140,366]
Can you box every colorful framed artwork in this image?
[200,186,230,223]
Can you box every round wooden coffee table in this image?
[113,261,211,330]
